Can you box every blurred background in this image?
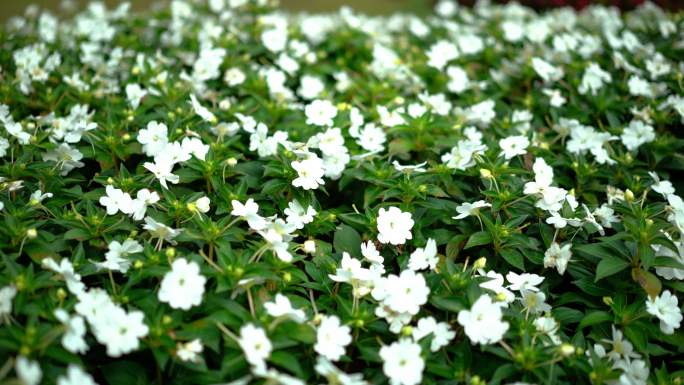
[0,0,679,22]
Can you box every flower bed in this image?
[1,1,683,384]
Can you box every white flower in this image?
[131,188,159,221]
[57,365,97,385]
[361,241,383,264]
[191,196,211,214]
[41,257,85,296]
[408,238,438,271]
[453,200,491,219]
[177,339,203,363]
[298,75,325,100]
[654,241,684,280]
[158,258,206,310]
[264,293,306,323]
[531,57,563,83]
[499,135,530,159]
[506,272,545,292]
[376,207,414,245]
[372,270,429,316]
[315,357,368,385]
[231,198,267,231]
[189,94,217,123]
[95,306,149,357]
[239,323,272,370]
[54,309,88,354]
[315,127,345,155]
[457,295,509,345]
[649,172,675,198]
[144,155,179,189]
[392,161,427,173]
[125,83,147,110]
[181,137,209,161]
[315,315,352,361]
[578,63,612,95]
[627,76,654,98]
[356,123,386,153]
[15,356,42,385]
[645,290,682,335]
[98,239,142,273]
[446,65,469,93]
[520,290,552,315]
[137,121,168,157]
[0,285,17,317]
[98,185,134,216]
[305,99,337,127]
[412,316,455,352]
[291,155,325,190]
[379,339,424,385]
[284,200,316,230]
[224,67,246,86]
[426,40,459,70]
[543,88,567,107]
[613,358,649,385]
[478,271,515,303]
[543,242,572,275]
[621,120,655,151]
[602,326,640,361]
[143,216,181,247]
[329,252,371,285]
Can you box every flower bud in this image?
[219,99,231,110]
[227,157,238,167]
[162,315,172,325]
[282,272,292,282]
[313,314,323,326]
[303,240,316,254]
[624,189,635,203]
[165,247,176,259]
[474,257,487,269]
[134,260,144,269]
[57,288,67,301]
[560,343,575,357]
[400,325,413,336]
[602,296,613,306]
[480,169,493,179]
[26,228,38,239]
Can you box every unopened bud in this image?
[227,157,238,167]
[560,343,575,356]
[624,189,635,203]
[282,271,292,282]
[480,169,493,179]
[26,228,38,239]
[602,296,613,306]
[165,247,176,259]
[401,325,413,336]
[56,288,67,300]
[303,240,316,254]
[474,257,487,269]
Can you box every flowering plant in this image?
[1,1,683,385]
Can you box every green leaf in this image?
[464,231,492,249]
[595,255,630,282]
[101,360,148,385]
[333,224,362,256]
[270,350,305,377]
[499,249,525,270]
[578,311,612,329]
[430,296,466,312]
